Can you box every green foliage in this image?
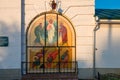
[101,73,120,80]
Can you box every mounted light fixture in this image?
[49,0,63,13]
[95,16,99,22]
[49,0,57,10]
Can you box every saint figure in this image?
[59,22,68,45]
[32,50,44,68]
[34,23,44,45]
[60,50,69,68]
[46,50,58,68]
[46,19,55,44]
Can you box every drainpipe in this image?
[21,0,25,76]
[93,16,100,80]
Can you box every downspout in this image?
[93,16,100,80]
[21,0,25,76]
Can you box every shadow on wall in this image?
[0,21,21,69]
[96,23,120,68]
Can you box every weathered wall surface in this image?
[1,0,120,79]
[0,0,21,79]
[96,22,120,68]
[0,0,95,79]
[0,0,21,69]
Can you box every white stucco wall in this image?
[0,0,120,79]
[96,21,120,68]
[0,0,95,69]
[0,0,21,69]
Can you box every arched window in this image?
[26,12,76,73]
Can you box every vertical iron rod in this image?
[21,0,25,75]
[93,19,100,79]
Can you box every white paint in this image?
[25,0,95,68]
[0,0,21,69]
[0,0,95,69]
[96,24,120,68]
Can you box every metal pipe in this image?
[93,16,100,80]
[21,0,25,75]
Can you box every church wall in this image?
[0,0,21,79]
[0,0,95,79]
[25,0,95,68]
[25,0,95,79]
[0,0,120,79]
[0,0,21,69]
[96,23,120,68]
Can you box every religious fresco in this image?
[58,15,75,46]
[28,48,74,70]
[60,48,73,68]
[27,14,75,47]
[34,23,45,46]
[44,48,58,68]
[27,15,45,46]
[46,14,57,46]
[27,12,75,72]
[58,22,68,46]
[28,48,44,72]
